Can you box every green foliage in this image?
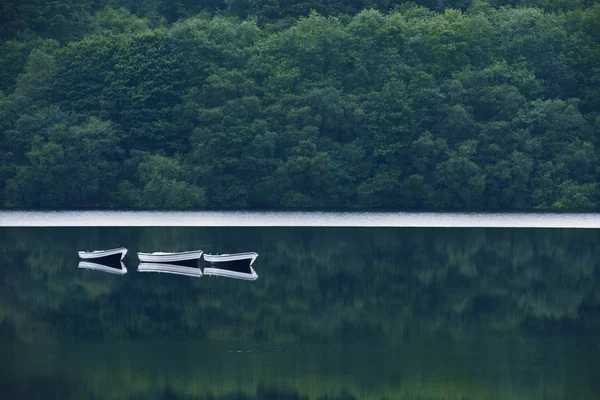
[5,116,123,208]
[551,179,597,209]
[0,33,43,93]
[114,154,208,209]
[1,2,599,210]
[137,154,208,209]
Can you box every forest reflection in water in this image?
[0,227,599,399]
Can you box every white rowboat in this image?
[137,250,204,263]
[78,247,127,261]
[203,252,259,264]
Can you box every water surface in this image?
[1,226,599,399]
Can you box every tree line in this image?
[0,0,599,210]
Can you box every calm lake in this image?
[1,213,599,399]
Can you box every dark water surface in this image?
[1,227,599,399]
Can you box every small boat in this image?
[137,250,204,267]
[138,263,203,277]
[203,252,259,281]
[78,248,127,265]
[78,261,128,275]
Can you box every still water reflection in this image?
[1,227,599,399]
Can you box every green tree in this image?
[5,137,68,207]
[131,154,208,209]
[101,29,187,153]
[431,141,486,208]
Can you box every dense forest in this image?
[0,0,599,210]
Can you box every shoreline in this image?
[2,210,600,228]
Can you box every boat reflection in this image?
[77,261,128,275]
[203,252,259,281]
[203,266,258,280]
[137,263,203,277]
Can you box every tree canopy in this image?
[1,1,599,210]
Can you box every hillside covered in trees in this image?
[1,0,599,210]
